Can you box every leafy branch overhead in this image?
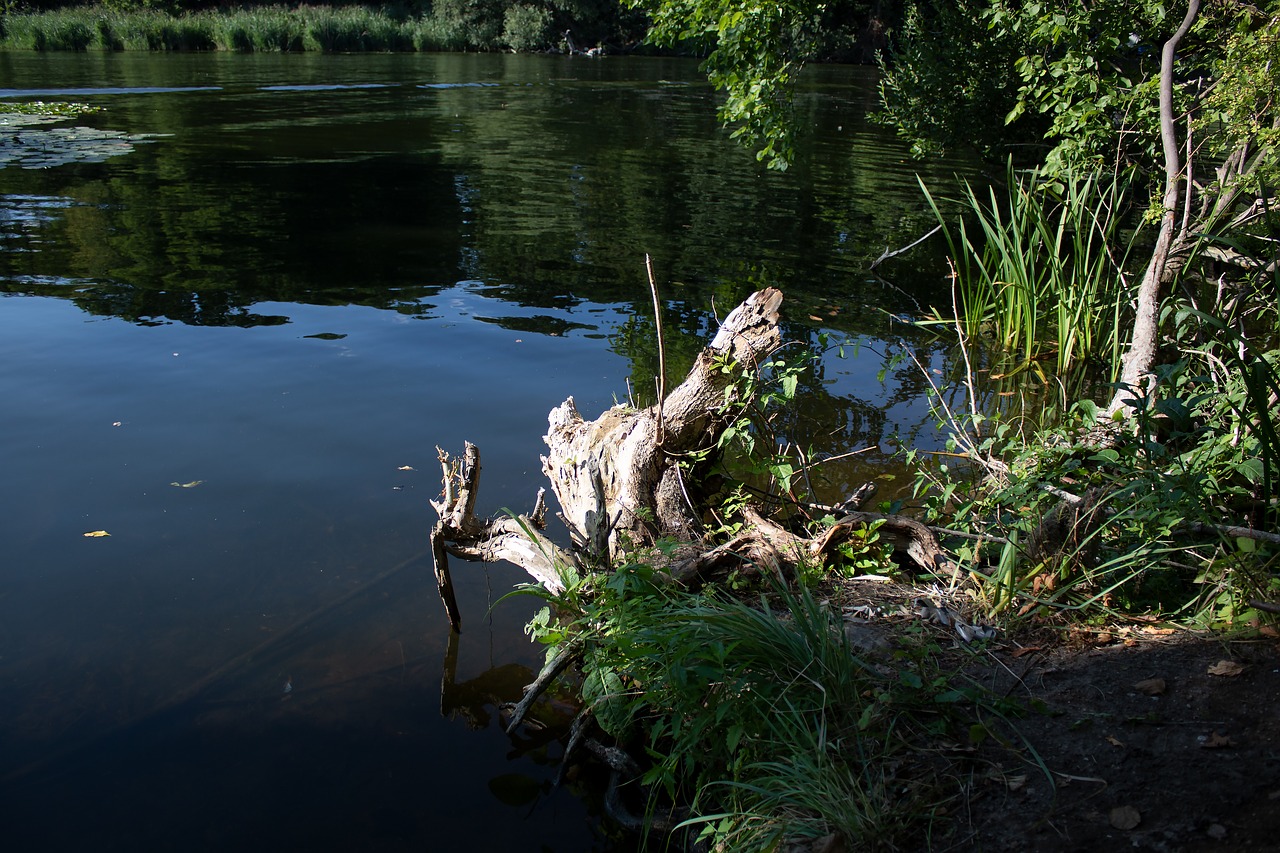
[626,0,870,169]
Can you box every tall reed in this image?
[208,7,303,53]
[921,162,1142,381]
[1,8,98,50]
[300,6,412,53]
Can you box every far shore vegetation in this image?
[0,4,593,53]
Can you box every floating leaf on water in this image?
[83,530,111,537]
[1,112,156,171]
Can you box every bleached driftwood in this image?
[429,288,952,629]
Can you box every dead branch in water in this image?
[429,288,955,620]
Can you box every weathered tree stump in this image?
[428,288,951,630]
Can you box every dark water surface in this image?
[0,52,974,850]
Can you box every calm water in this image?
[0,52,974,851]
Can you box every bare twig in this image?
[809,445,877,467]
[506,639,583,734]
[903,344,1006,476]
[930,526,1010,546]
[646,254,667,448]
[869,224,942,270]
[1041,484,1085,505]
[949,259,982,430]
[430,525,462,633]
[555,707,595,786]
[1180,522,1280,546]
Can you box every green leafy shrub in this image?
[911,345,1279,625]
[428,0,506,49]
[501,3,552,52]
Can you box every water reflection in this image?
[0,51,980,850]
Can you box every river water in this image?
[0,52,974,850]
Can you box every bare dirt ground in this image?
[952,629,1280,852]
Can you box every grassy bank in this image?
[0,5,617,53]
[520,567,986,850]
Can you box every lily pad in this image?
[0,111,155,170]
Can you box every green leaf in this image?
[780,372,798,399]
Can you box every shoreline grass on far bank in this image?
[0,5,609,53]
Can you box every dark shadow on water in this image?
[4,690,599,852]
[0,565,615,852]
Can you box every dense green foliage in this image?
[913,346,1280,623]
[509,3,1279,838]
[879,2,1280,628]
[7,1,1276,844]
[873,1,1028,159]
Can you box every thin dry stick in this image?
[870,223,942,270]
[1181,111,1193,242]
[809,445,876,467]
[904,346,971,456]
[949,258,982,430]
[505,639,582,734]
[645,254,667,448]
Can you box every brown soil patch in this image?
[953,631,1280,852]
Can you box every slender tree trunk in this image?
[1107,0,1201,418]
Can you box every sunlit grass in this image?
[920,162,1143,382]
[522,565,975,849]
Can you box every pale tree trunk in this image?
[541,288,785,562]
[429,289,784,627]
[1107,0,1201,419]
[429,288,951,630]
